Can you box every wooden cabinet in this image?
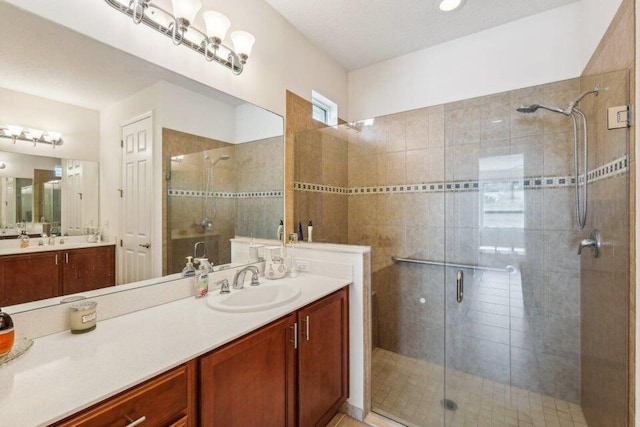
[0,251,62,306]
[49,286,349,427]
[0,245,115,306]
[199,287,349,427]
[199,313,297,427]
[62,245,115,295]
[52,362,197,427]
[298,288,349,427]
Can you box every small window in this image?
[312,103,329,123]
[311,90,338,126]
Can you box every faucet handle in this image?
[217,279,230,294]
[250,273,260,286]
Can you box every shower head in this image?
[516,105,541,114]
[207,154,231,166]
[516,104,569,116]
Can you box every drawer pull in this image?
[125,415,146,426]
[302,315,310,341]
[290,323,298,349]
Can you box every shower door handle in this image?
[456,270,464,303]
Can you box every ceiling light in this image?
[104,0,255,75]
[439,0,465,12]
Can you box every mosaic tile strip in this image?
[168,189,283,198]
[293,155,628,196]
[587,155,628,183]
[293,182,349,194]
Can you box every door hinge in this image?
[120,239,123,247]
[117,189,123,198]
[120,139,123,148]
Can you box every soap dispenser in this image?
[182,256,196,278]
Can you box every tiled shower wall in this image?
[294,72,629,404]
[164,129,283,273]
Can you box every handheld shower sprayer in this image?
[516,86,599,230]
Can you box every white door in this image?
[121,115,153,284]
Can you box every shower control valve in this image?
[577,229,601,258]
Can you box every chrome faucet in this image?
[194,241,206,260]
[232,266,260,289]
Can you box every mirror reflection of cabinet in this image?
[61,159,99,235]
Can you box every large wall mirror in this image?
[0,1,284,312]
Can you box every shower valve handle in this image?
[577,229,600,257]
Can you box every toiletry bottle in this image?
[182,256,196,278]
[194,264,208,298]
[297,222,303,241]
[277,220,284,241]
[0,308,15,356]
[308,221,313,243]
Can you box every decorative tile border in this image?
[168,189,283,198]
[293,155,627,196]
[293,182,349,194]
[587,155,628,183]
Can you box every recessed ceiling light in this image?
[439,0,465,12]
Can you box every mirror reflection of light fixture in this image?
[0,125,63,147]
[104,0,255,75]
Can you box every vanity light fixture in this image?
[439,0,465,12]
[0,162,6,170]
[104,0,255,75]
[0,125,63,148]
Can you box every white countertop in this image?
[0,274,350,426]
[0,240,114,256]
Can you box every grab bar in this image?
[391,255,511,273]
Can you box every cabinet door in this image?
[200,314,297,427]
[0,252,62,306]
[62,246,115,295]
[298,288,349,427]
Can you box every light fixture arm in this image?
[106,0,249,75]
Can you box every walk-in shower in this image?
[293,70,630,427]
[517,87,599,229]
[201,153,230,230]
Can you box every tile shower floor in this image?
[372,348,588,427]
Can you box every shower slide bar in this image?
[391,255,510,273]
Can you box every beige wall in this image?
[579,0,635,425]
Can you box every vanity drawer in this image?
[52,363,192,427]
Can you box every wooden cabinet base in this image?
[52,361,196,427]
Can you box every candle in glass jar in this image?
[69,301,97,334]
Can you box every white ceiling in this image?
[264,0,580,70]
[0,1,244,111]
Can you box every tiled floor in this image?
[327,413,369,426]
[372,348,588,427]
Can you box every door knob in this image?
[139,243,151,249]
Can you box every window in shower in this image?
[479,154,524,229]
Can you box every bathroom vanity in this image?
[1,275,349,427]
[0,243,115,306]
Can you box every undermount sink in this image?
[207,282,301,313]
